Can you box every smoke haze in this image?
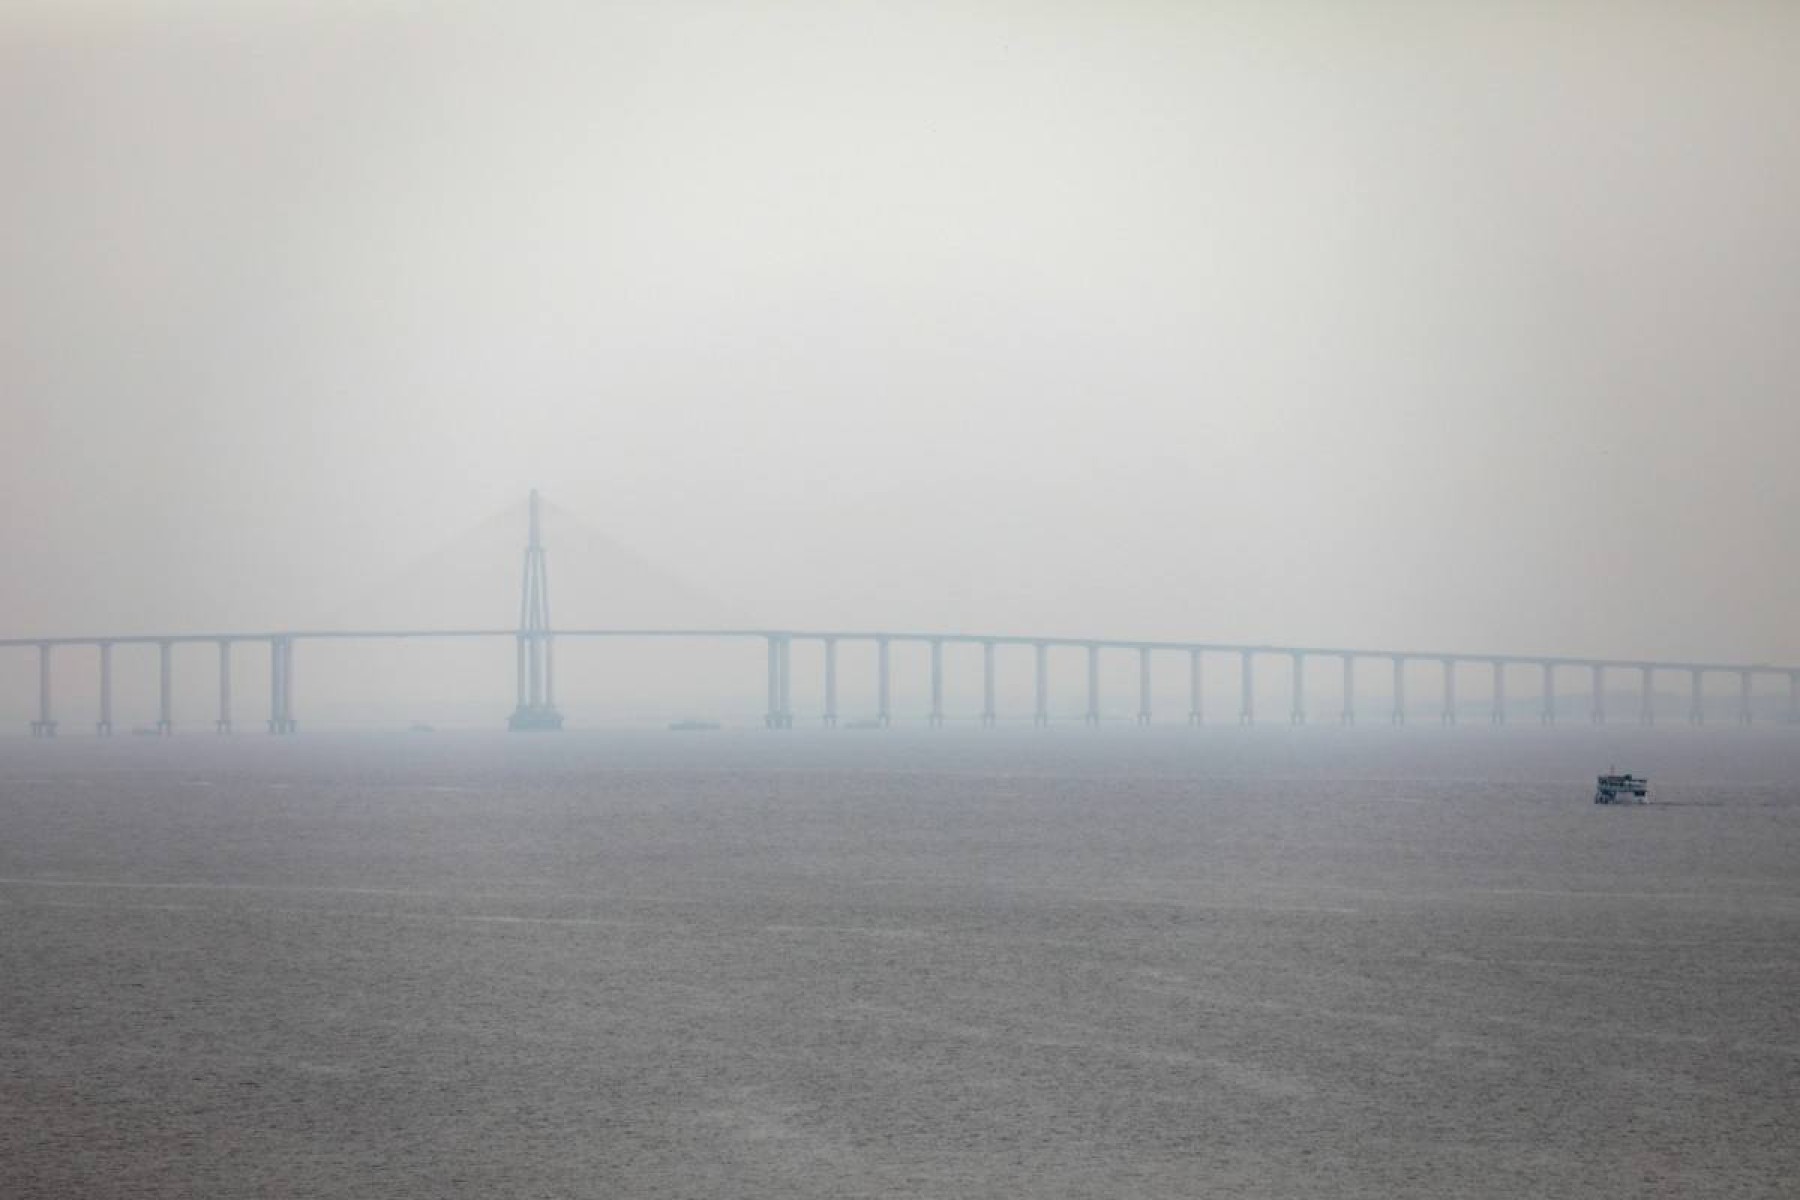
[4,1,1798,724]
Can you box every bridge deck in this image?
[0,628,1792,677]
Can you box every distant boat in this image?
[668,720,721,732]
[408,723,436,734]
[1594,772,1648,805]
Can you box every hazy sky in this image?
[5,1,1798,678]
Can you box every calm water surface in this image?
[2,728,1796,1198]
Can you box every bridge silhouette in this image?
[8,492,1799,735]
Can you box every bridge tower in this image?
[509,489,564,731]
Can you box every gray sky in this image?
[4,0,1798,711]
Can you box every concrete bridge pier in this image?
[545,635,556,715]
[1239,650,1255,726]
[1490,661,1506,724]
[156,640,174,735]
[1086,644,1101,727]
[216,640,233,733]
[982,641,997,728]
[877,638,891,728]
[929,639,944,728]
[1640,667,1655,725]
[822,638,838,727]
[1340,655,1354,725]
[1289,652,1305,725]
[266,637,296,734]
[1591,664,1606,725]
[1034,643,1050,727]
[1390,656,1405,725]
[1738,669,1753,726]
[96,642,112,736]
[765,637,780,728]
[1540,662,1556,725]
[1189,649,1203,726]
[1137,647,1152,725]
[30,643,55,737]
[1440,658,1457,725]
[527,632,543,711]
[270,639,285,733]
[1689,669,1704,725]
[777,636,793,728]
[757,635,793,728]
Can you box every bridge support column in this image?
[1491,661,1506,724]
[823,638,837,727]
[281,638,296,733]
[1390,657,1405,725]
[216,641,233,733]
[929,639,944,728]
[1240,650,1255,725]
[1640,667,1655,725]
[96,642,112,736]
[1189,649,1203,726]
[1738,669,1753,726]
[1591,664,1605,725]
[1137,647,1152,726]
[1034,643,1049,727]
[266,638,295,735]
[1440,658,1456,725]
[765,637,779,728]
[157,641,173,735]
[877,638,891,728]
[1689,669,1704,725]
[270,639,285,733]
[1290,652,1306,725]
[982,641,997,728]
[545,635,556,713]
[778,636,793,728]
[30,643,55,737]
[505,627,560,731]
[1086,644,1101,727]
[1541,662,1556,726]
[1790,671,1799,725]
[1340,655,1354,725]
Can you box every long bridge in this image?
[8,493,1799,735]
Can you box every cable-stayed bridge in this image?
[7,493,1798,735]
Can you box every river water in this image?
[2,728,1796,1198]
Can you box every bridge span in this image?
[6,626,1798,736]
[6,494,1797,734]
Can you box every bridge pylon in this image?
[508,489,564,732]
